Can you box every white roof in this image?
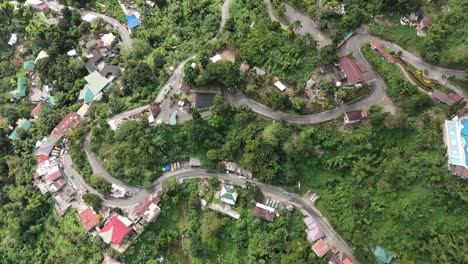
[256,202,276,213]
[8,34,17,46]
[101,33,116,47]
[66,49,77,57]
[274,81,286,91]
[25,0,42,5]
[210,54,222,63]
[111,184,126,192]
[148,115,155,123]
[77,104,89,117]
[82,13,97,23]
[34,50,49,63]
[117,215,133,227]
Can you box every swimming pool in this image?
[460,119,468,167]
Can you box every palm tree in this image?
[292,19,302,32]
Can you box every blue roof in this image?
[126,15,140,29]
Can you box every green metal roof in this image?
[8,119,32,141]
[373,246,395,264]
[9,77,27,99]
[169,112,177,125]
[220,185,237,201]
[23,60,35,72]
[48,96,56,105]
[84,71,110,96]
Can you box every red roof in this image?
[370,41,394,62]
[421,17,432,27]
[99,216,132,245]
[339,56,365,84]
[37,154,49,164]
[252,207,276,222]
[448,92,462,102]
[432,89,449,103]
[79,209,100,231]
[150,105,160,116]
[312,239,330,257]
[45,169,62,182]
[180,84,191,91]
[50,112,83,139]
[31,103,42,117]
[134,195,160,217]
[39,3,48,10]
[98,40,105,48]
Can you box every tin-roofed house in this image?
[220,185,238,205]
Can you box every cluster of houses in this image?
[400,9,432,37]
[319,55,369,89]
[79,34,121,103]
[303,216,355,263]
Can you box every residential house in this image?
[133,194,161,223]
[329,252,352,264]
[49,178,66,193]
[126,14,140,29]
[77,104,90,117]
[9,119,31,141]
[35,137,55,157]
[99,64,121,80]
[53,185,77,216]
[8,34,17,46]
[9,77,27,100]
[101,33,116,47]
[31,103,42,119]
[209,54,222,63]
[220,185,238,205]
[431,90,462,106]
[312,239,330,257]
[303,216,325,243]
[372,246,395,264]
[79,71,111,103]
[49,112,84,142]
[79,208,100,232]
[343,108,367,125]
[252,203,276,222]
[417,17,432,36]
[85,53,104,73]
[99,215,133,246]
[23,60,35,72]
[338,56,366,86]
[179,84,191,92]
[44,167,62,183]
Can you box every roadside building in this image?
[312,239,330,257]
[35,137,55,157]
[133,194,161,223]
[370,40,394,62]
[79,208,100,232]
[44,168,62,183]
[343,108,367,125]
[220,185,238,205]
[9,119,31,141]
[49,112,84,142]
[99,215,133,246]
[372,246,395,264]
[431,90,462,106]
[329,252,352,264]
[338,56,366,85]
[189,157,201,167]
[252,203,276,222]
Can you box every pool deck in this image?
[444,116,468,168]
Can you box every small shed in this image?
[126,15,140,29]
[274,81,286,92]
